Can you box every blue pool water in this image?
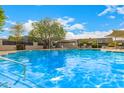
[0,49,124,88]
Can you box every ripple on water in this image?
[0,49,124,88]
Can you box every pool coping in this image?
[1,48,124,56]
[0,50,17,56]
[100,48,124,53]
[0,48,100,56]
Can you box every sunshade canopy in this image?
[106,30,124,38]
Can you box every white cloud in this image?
[119,22,124,27]
[98,5,124,16]
[0,35,8,39]
[5,20,36,32]
[6,20,16,25]
[2,27,10,31]
[57,17,75,26]
[57,16,85,31]
[23,20,36,32]
[98,6,116,16]
[57,16,113,40]
[6,15,10,19]
[65,30,112,40]
[118,28,124,30]
[109,15,115,19]
[65,23,85,31]
[67,23,85,31]
[65,32,75,40]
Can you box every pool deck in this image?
[0,48,66,55]
[0,50,17,56]
[1,48,124,56]
[101,48,124,52]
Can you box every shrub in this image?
[16,44,25,50]
[91,43,102,48]
[79,40,90,46]
[108,42,117,47]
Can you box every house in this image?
[106,30,124,46]
[78,38,112,48]
[57,39,78,48]
[0,38,43,51]
[94,38,113,45]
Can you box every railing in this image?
[0,56,26,80]
[0,82,8,88]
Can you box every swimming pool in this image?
[0,49,124,88]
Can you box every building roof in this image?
[106,30,124,38]
[59,39,77,43]
[78,38,112,43]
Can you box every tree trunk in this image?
[48,38,50,49]
[43,40,49,49]
[115,37,117,49]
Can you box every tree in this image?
[10,23,24,43]
[0,6,6,31]
[8,36,19,41]
[29,18,66,49]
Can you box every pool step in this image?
[0,56,26,80]
[0,56,38,87]
[9,71,42,88]
[0,72,40,88]
[0,82,10,88]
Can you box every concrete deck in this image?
[1,48,124,56]
[101,48,124,52]
[0,48,68,56]
[0,51,17,56]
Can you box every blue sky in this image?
[1,5,124,39]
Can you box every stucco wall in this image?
[0,45,16,51]
[0,45,43,51]
[25,45,43,50]
[62,43,78,48]
[25,42,43,50]
[112,37,124,41]
[0,40,43,51]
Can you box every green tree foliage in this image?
[108,41,122,47]
[0,6,6,31]
[90,39,101,48]
[9,23,24,43]
[91,40,99,48]
[79,39,91,47]
[8,36,22,41]
[29,18,66,49]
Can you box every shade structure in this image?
[106,30,124,38]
